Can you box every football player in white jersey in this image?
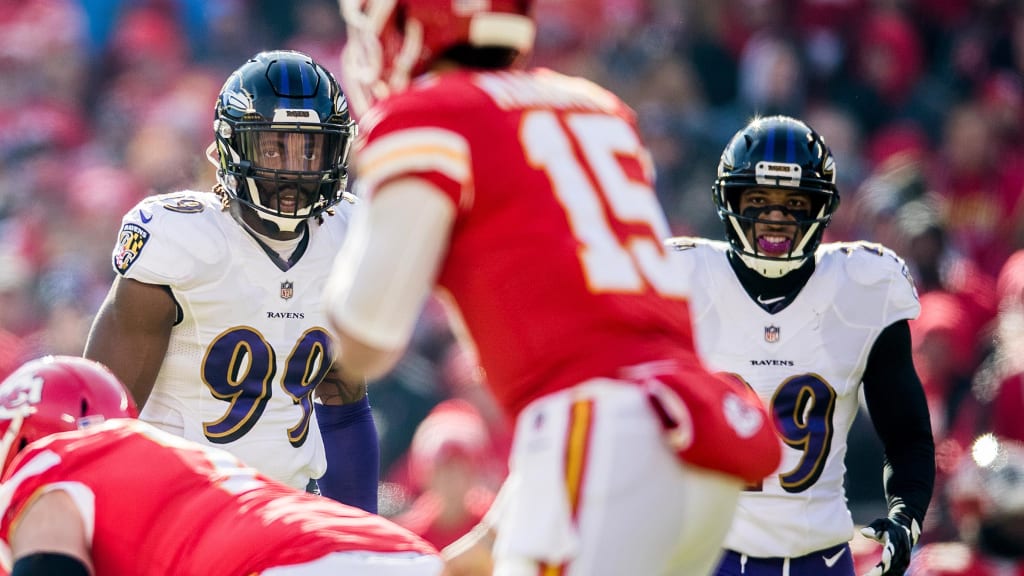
[669,116,935,576]
[83,51,380,512]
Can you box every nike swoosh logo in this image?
[823,548,846,568]
[756,295,785,305]
[139,209,153,223]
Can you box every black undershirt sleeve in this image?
[160,284,183,325]
[861,319,936,525]
[12,552,90,576]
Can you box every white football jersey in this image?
[111,190,356,490]
[669,238,920,558]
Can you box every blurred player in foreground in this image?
[908,433,1024,575]
[0,356,441,576]
[668,115,935,576]
[83,50,379,509]
[326,1,781,575]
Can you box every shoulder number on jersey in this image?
[160,193,206,214]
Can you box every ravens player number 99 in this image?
[668,115,935,576]
[83,50,380,512]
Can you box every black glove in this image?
[859,514,920,576]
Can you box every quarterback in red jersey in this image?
[0,356,442,576]
[325,1,781,574]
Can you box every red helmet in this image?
[0,356,138,475]
[339,0,536,117]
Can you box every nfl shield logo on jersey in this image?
[280,281,294,300]
[764,325,780,343]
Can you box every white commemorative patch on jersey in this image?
[114,223,150,275]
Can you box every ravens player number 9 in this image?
[669,115,935,576]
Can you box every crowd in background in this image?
[2,0,1024,551]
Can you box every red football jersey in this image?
[357,68,699,417]
[0,420,437,576]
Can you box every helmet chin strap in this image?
[738,252,808,278]
[727,197,826,278]
[254,210,303,233]
[242,175,309,233]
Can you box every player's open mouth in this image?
[757,235,792,256]
[278,194,299,212]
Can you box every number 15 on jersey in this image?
[523,111,687,299]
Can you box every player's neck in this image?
[728,251,814,313]
[251,227,305,259]
[235,209,308,260]
[233,203,306,241]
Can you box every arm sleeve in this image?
[314,397,380,513]
[861,319,936,525]
[12,553,90,576]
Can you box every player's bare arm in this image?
[329,328,403,384]
[84,276,176,408]
[9,490,93,576]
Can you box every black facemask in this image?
[739,205,811,223]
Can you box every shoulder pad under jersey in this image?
[828,241,913,286]
[821,241,921,325]
[664,237,731,301]
[112,191,230,287]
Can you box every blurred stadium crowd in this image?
[3,0,1024,552]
